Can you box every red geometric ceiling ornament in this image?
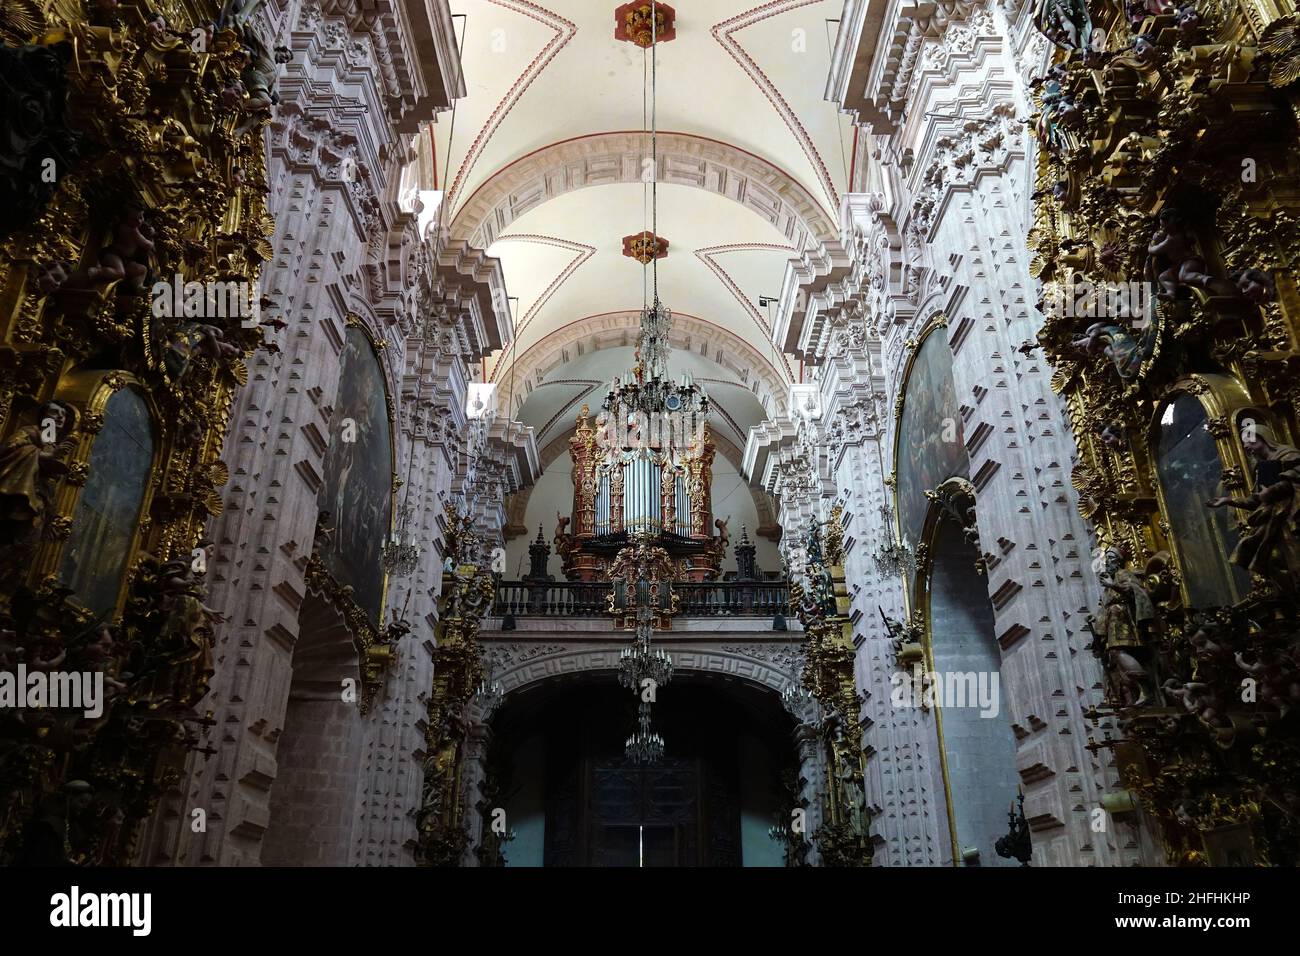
[622,231,669,264]
[614,2,676,48]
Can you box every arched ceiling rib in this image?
[489,310,792,418]
[437,1,850,225]
[433,0,851,448]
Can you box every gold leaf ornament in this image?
[0,0,44,41]
[1260,14,1300,89]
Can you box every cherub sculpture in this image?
[1163,678,1233,744]
[1175,4,1201,43]
[87,206,154,292]
[1229,267,1277,305]
[1236,648,1300,717]
[1146,207,1235,300]
[1033,0,1093,50]
[1098,422,1127,450]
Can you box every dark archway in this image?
[487,677,797,867]
[262,591,364,865]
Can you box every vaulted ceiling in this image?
[433,0,853,437]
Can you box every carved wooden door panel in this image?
[589,757,699,866]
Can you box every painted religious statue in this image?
[0,401,78,586]
[1089,547,1157,706]
[1207,424,1300,590]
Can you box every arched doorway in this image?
[486,677,797,867]
[262,591,364,865]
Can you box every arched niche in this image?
[263,589,364,866]
[1150,375,1256,608]
[893,317,969,600]
[52,372,159,618]
[913,478,1020,867]
[316,320,396,624]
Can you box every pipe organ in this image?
[559,406,720,582]
[594,457,692,538]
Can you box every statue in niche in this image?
[837,760,867,838]
[17,779,104,866]
[136,558,221,706]
[218,0,291,135]
[1034,65,1084,158]
[0,400,78,585]
[1206,424,1300,590]
[1088,547,1157,706]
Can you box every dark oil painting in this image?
[318,327,393,623]
[896,327,969,559]
[59,388,154,617]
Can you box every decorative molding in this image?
[451,131,837,249]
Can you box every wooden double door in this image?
[545,747,741,867]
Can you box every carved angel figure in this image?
[1146,207,1235,300]
[86,206,154,292]
[1236,648,1300,717]
[1072,321,1154,380]
[0,401,77,580]
[714,516,730,551]
[1207,425,1300,589]
[1229,267,1277,305]
[1033,0,1093,50]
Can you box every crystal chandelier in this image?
[473,668,504,721]
[780,678,814,713]
[618,619,674,690]
[872,503,914,578]
[382,501,421,577]
[625,700,665,765]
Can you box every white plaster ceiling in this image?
[485,182,798,361]
[431,0,850,441]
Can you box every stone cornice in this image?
[435,236,511,359]
[826,0,982,136]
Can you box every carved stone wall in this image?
[748,0,1156,866]
[140,0,535,867]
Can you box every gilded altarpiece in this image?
[1031,0,1300,863]
[0,1,279,863]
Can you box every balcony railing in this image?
[491,580,789,619]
